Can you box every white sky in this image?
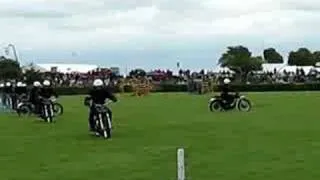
[0,0,319,71]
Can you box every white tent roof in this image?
[212,67,235,73]
[262,63,286,72]
[36,63,98,73]
[278,65,314,74]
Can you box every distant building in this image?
[110,67,120,76]
[31,63,98,73]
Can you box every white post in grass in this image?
[177,148,185,180]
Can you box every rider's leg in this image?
[107,108,112,122]
[88,106,95,131]
[227,94,236,104]
[106,108,112,138]
[11,94,17,110]
[35,100,42,117]
[220,93,228,109]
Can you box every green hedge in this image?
[215,83,320,92]
[54,87,89,95]
[50,83,320,95]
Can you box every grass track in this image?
[1,92,320,180]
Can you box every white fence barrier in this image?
[177,148,185,180]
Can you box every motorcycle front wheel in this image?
[237,98,252,112]
[209,100,223,112]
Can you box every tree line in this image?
[219,46,320,81]
[1,45,320,81]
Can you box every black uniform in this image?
[85,87,117,131]
[4,86,12,94]
[3,85,16,109]
[40,86,58,99]
[0,86,4,105]
[29,87,42,114]
[38,86,58,115]
[16,87,27,96]
[220,84,236,106]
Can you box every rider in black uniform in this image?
[84,79,117,135]
[16,82,27,96]
[220,78,237,108]
[40,80,58,99]
[29,81,42,115]
[4,82,16,109]
[0,83,4,105]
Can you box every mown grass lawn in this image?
[1,92,320,180]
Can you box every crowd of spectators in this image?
[23,68,117,87]
[246,68,320,84]
[16,66,320,88]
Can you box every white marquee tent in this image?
[212,67,235,73]
[261,63,286,72]
[35,63,99,73]
[278,65,314,74]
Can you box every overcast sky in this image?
[0,0,320,72]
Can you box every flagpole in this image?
[7,44,18,62]
[177,56,180,75]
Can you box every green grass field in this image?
[1,92,320,180]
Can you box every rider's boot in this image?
[88,113,97,135]
[107,131,111,139]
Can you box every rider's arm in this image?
[38,89,44,100]
[51,88,58,98]
[105,89,117,102]
[229,87,236,93]
[84,89,94,106]
[87,89,94,100]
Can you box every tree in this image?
[129,68,146,77]
[313,51,320,64]
[23,64,42,85]
[219,46,263,81]
[0,56,21,80]
[288,48,315,66]
[263,48,283,63]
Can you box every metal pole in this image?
[8,44,18,62]
[177,148,185,180]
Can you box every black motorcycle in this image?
[209,93,252,112]
[16,94,33,116]
[91,102,112,139]
[17,96,64,119]
[50,97,64,116]
[41,98,55,123]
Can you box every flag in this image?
[177,62,180,68]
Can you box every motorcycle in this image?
[86,100,112,139]
[50,97,64,116]
[209,93,252,112]
[17,96,63,118]
[41,98,54,123]
[16,94,33,116]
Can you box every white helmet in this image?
[0,83,4,87]
[17,82,22,87]
[93,79,103,87]
[223,78,231,84]
[5,82,11,87]
[33,81,41,87]
[43,80,50,86]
